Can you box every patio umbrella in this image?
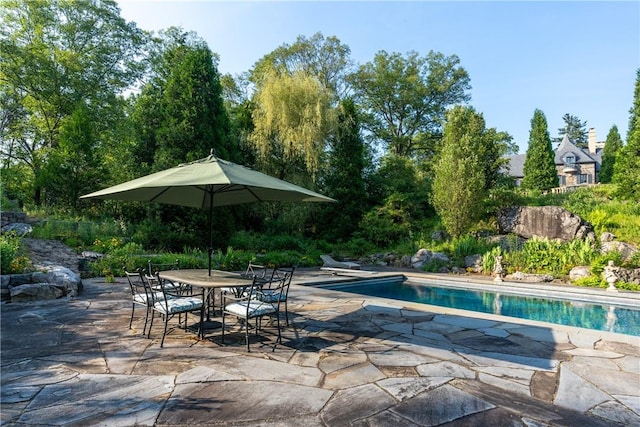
[81,153,335,274]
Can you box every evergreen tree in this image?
[432,106,485,238]
[613,69,640,201]
[321,98,369,240]
[522,110,558,191]
[599,125,623,183]
[554,113,588,148]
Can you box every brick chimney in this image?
[588,128,597,154]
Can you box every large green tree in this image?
[522,109,558,191]
[432,106,486,238]
[320,98,369,240]
[131,28,232,171]
[349,50,471,158]
[613,69,640,201]
[0,0,148,205]
[599,125,623,183]
[554,113,588,148]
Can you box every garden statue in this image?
[493,255,504,283]
[603,260,618,292]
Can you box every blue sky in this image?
[117,1,639,152]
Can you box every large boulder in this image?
[600,241,638,263]
[411,249,450,269]
[497,206,594,242]
[31,266,83,297]
[10,283,65,302]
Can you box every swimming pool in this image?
[319,279,640,336]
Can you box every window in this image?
[579,174,592,184]
[565,155,575,165]
[558,175,566,186]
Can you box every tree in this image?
[320,98,369,240]
[349,50,471,158]
[432,106,485,238]
[42,103,107,210]
[599,125,623,183]
[554,113,588,148]
[131,28,232,171]
[522,110,558,192]
[249,70,333,182]
[251,32,352,101]
[613,69,640,201]
[0,0,148,205]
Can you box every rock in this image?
[410,249,450,269]
[400,255,412,267]
[569,266,591,281]
[600,241,638,263]
[32,266,83,297]
[600,232,616,243]
[464,254,483,273]
[431,230,449,241]
[451,267,467,274]
[505,271,554,283]
[9,283,65,301]
[81,251,104,259]
[497,206,594,242]
[1,222,32,236]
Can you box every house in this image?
[505,128,604,188]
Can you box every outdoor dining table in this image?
[157,269,254,333]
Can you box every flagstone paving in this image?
[1,271,639,426]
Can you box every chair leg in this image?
[147,310,155,339]
[129,304,135,329]
[245,318,250,352]
[221,313,226,343]
[160,314,169,348]
[142,306,150,336]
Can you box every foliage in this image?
[502,237,597,276]
[0,0,149,206]
[522,109,558,192]
[481,246,503,275]
[553,113,588,148]
[613,68,640,202]
[348,50,471,157]
[319,98,369,240]
[250,69,333,179]
[599,125,623,183]
[251,31,352,100]
[432,106,486,238]
[0,231,22,274]
[131,27,232,170]
[358,193,413,247]
[30,217,128,249]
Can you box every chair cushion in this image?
[225,300,276,318]
[256,289,285,303]
[154,296,203,315]
[133,291,166,305]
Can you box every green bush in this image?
[0,232,22,274]
[503,237,597,277]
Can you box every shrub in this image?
[0,231,22,274]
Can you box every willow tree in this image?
[432,106,486,238]
[250,70,333,182]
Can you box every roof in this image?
[504,154,526,178]
[554,135,598,165]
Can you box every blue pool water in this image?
[323,280,640,336]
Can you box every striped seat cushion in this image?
[133,291,166,305]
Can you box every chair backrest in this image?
[124,267,151,303]
[242,261,268,280]
[148,259,179,276]
[262,266,294,306]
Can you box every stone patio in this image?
[1,270,639,426]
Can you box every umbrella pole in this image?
[208,190,214,276]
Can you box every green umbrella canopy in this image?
[81,154,335,207]
[82,154,334,275]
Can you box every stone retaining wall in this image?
[1,211,27,227]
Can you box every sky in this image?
[117,0,639,153]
